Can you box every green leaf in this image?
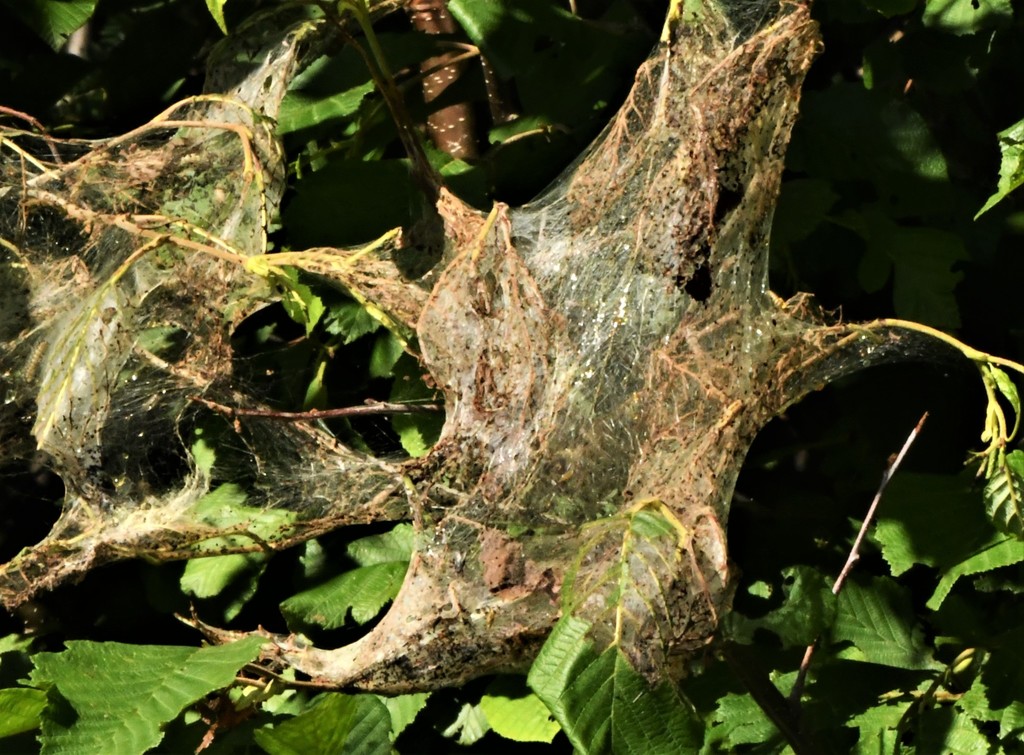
[991,367,1022,427]
[0,687,47,738]
[204,0,229,34]
[180,552,265,621]
[915,707,991,753]
[847,702,906,754]
[378,693,430,740]
[184,484,297,552]
[1,0,98,50]
[874,473,996,577]
[922,0,1012,34]
[272,268,325,336]
[280,561,408,629]
[180,485,296,618]
[323,299,381,344]
[347,523,414,566]
[30,638,264,755]
[180,552,263,599]
[705,692,780,749]
[928,537,1024,609]
[976,119,1024,217]
[277,82,376,136]
[390,355,443,458]
[984,450,1024,537]
[441,703,491,746]
[254,693,393,755]
[479,676,560,744]
[887,227,966,329]
[528,616,704,754]
[831,578,936,670]
[369,331,405,379]
[726,565,836,648]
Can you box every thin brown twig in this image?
[0,105,63,163]
[789,411,929,707]
[190,395,442,421]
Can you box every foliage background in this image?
[1,0,1024,752]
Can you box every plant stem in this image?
[788,411,928,706]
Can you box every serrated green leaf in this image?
[190,433,216,477]
[922,0,1012,34]
[928,537,1024,609]
[346,524,413,567]
[0,633,34,656]
[984,450,1024,537]
[977,119,1024,217]
[180,552,265,621]
[0,687,47,738]
[205,0,229,34]
[874,473,996,577]
[442,702,491,746]
[1,0,98,50]
[255,693,393,755]
[280,561,407,629]
[323,300,381,344]
[727,565,836,648]
[30,638,264,755]
[379,692,429,739]
[185,484,297,550]
[181,552,263,599]
[916,707,991,753]
[831,578,936,670]
[528,616,703,754]
[560,500,727,683]
[270,267,325,336]
[705,692,779,748]
[480,676,560,744]
[848,702,906,754]
[180,485,295,617]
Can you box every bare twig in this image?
[0,105,63,164]
[190,395,442,421]
[789,411,929,707]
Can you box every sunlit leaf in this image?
[479,676,560,744]
[984,450,1024,537]
[255,693,392,755]
[528,616,703,754]
[0,687,46,738]
[30,638,264,755]
[1,0,97,49]
[725,565,836,648]
[847,702,906,754]
[976,119,1024,218]
[928,537,1024,609]
[379,692,430,739]
[280,561,408,629]
[277,82,376,136]
[874,473,996,577]
[442,702,490,746]
[705,691,779,749]
[205,0,229,34]
[346,523,413,566]
[831,578,937,670]
[922,0,1012,34]
[323,299,382,344]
